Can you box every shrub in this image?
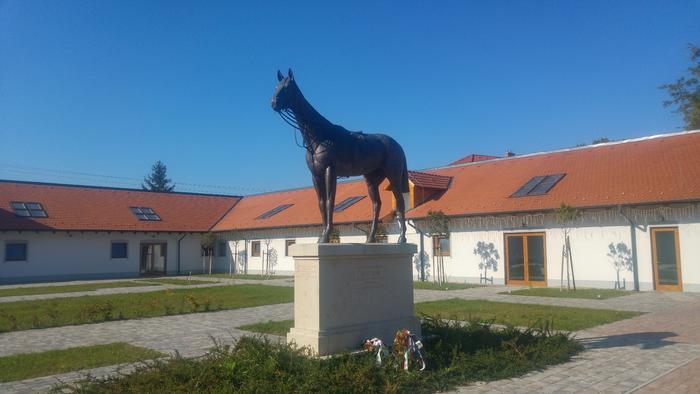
[59,318,582,393]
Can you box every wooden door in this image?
[505,233,547,286]
[140,243,167,275]
[651,227,683,291]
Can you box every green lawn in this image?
[413,281,483,291]
[139,278,219,286]
[501,287,631,300]
[415,298,640,331]
[0,343,163,383]
[0,281,158,298]
[238,319,294,336]
[197,273,292,280]
[0,285,293,333]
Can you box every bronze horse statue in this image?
[271,69,408,243]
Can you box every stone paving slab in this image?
[457,332,700,393]
[0,303,293,358]
[634,357,700,393]
[0,361,143,394]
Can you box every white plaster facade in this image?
[0,231,203,284]
[214,205,700,292]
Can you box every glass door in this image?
[505,233,547,286]
[651,228,682,291]
[140,243,167,275]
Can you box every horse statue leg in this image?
[392,185,407,244]
[321,166,337,243]
[385,163,409,244]
[364,170,385,243]
[312,174,328,243]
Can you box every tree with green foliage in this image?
[201,232,216,275]
[576,137,611,147]
[427,210,450,285]
[142,161,175,192]
[426,210,449,235]
[661,44,700,130]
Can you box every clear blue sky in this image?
[1,1,698,194]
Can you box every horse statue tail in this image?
[401,161,410,193]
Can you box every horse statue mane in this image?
[271,69,409,244]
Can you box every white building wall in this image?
[678,223,700,292]
[214,225,370,276]
[214,215,700,292]
[0,231,203,284]
[542,225,636,289]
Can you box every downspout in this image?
[176,233,188,276]
[243,239,248,274]
[618,205,640,291]
[407,220,426,282]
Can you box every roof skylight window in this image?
[334,196,365,212]
[256,204,293,219]
[10,201,48,218]
[130,207,161,221]
[511,174,566,197]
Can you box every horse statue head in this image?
[271,69,298,112]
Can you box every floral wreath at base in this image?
[363,329,426,371]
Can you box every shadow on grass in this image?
[578,331,678,350]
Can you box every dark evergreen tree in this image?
[142,161,175,192]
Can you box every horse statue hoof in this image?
[397,236,407,244]
[318,230,330,243]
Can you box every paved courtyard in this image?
[0,280,699,393]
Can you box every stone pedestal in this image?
[286,243,420,355]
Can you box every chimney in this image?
[505,150,515,158]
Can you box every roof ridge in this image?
[425,128,700,172]
[0,179,242,198]
[409,169,451,178]
[241,176,365,197]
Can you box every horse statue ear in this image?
[288,68,294,80]
[277,70,284,82]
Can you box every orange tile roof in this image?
[408,130,700,219]
[212,179,395,231]
[3,131,698,233]
[449,154,499,165]
[408,171,451,190]
[0,181,240,232]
